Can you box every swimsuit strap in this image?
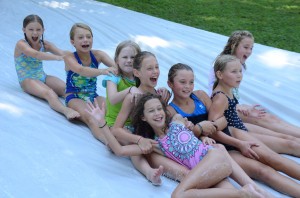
[73,51,98,66]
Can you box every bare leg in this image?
[131,155,163,186]
[67,98,107,143]
[245,123,300,144]
[45,75,66,97]
[233,129,300,180]
[21,78,79,119]
[230,151,300,198]
[172,149,263,198]
[239,109,300,138]
[147,152,189,182]
[249,133,300,157]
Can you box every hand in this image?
[185,120,194,131]
[248,104,267,119]
[85,99,105,125]
[102,67,118,76]
[138,137,157,154]
[237,104,266,119]
[156,87,171,103]
[239,140,260,160]
[200,136,216,145]
[199,121,217,136]
[128,86,143,104]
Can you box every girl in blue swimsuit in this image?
[63,23,117,144]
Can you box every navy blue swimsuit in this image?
[211,91,248,131]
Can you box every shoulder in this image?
[91,49,109,59]
[211,91,228,106]
[43,40,55,50]
[193,90,211,105]
[15,39,29,50]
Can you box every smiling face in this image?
[71,27,93,52]
[116,46,137,77]
[142,98,166,133]
[168,69,194,99]
[23,21,44,44]
[219,59,243,88]
[234,37,254,65]
[134,55,160,89]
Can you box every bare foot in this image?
[146,165,164,186]
[64,107,80,120]
[241,184,264,198]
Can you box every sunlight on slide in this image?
[38,1,70,9]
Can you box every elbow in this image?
[109,97,118,105]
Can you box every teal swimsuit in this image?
[15,40,47,84]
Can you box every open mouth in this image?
[32,36,39,42]
[82,44,90,49]
[150,77,157,83]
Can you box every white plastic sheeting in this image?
[1,0,299,197]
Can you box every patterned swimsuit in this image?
[15,40,47,84]
[158,122,212,170]
[211,91,248,131]
[65,51,99,105]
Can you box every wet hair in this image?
[213,55,240,90]
[133,51,156,87]
[23,14,44,46]
[69,23,93,40]
[131,93,170,139]
[114,40,141,75]
[168,63,193,83]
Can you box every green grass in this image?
[97,0,300,53]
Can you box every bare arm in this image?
[106,81,132,105]
[64,52,114,77]
[43,40,70,56]
[15,40,62,60]
[85,100,143,157]
[112,94,142,144]
[209,93,260,159]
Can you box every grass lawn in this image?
[97,0,300,53]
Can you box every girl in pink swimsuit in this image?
[86,92,268,198]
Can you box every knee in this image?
[254,165,276,181]
[171,188,184,198]
[285,140,299,150]
[44,88,58,100]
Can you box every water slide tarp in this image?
[1,0,299,197]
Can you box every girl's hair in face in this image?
[168,63,193,83]
[220,30,254,56]
[213,55,240,90]
[69,23,93,40]
[114,40,141,75]
[133,51,156,87]
[131,93,170,139]
[23,14,44,45]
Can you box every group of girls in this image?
[15,14,300,197]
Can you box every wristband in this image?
[99,121,107,128]
[136,136,142,144]
[196,123,203,137]
[129,86,133,94]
